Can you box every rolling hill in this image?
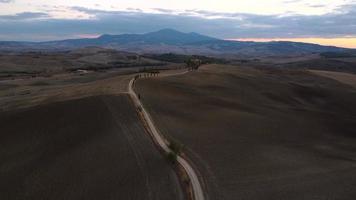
[136,64,356,200]
[0,29,348,57]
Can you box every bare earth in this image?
[130,73,204,200]
[137,64,356,200]
[310,70,356,89]
[0,67,185,200]
[0,70,133,111]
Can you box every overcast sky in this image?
[0,0,355,47]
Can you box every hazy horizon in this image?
[2,29,355,49]
[0,0,355,48]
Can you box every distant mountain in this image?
[191,40,346,57]
[0,29,348,57]
[98,29,218,45]
[35,29,217,48]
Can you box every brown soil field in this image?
[136,64,356,200]
[0,47,165,75]
[0,95,184,200]
[310,70,356,89]
[0,69,134,112]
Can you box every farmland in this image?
[136,64,356,200]
[0,47,165,76]
[0,69,133,112]
[310,70,356,89]
[0,47,191,200]
[0,95,184,200]
[0,48,190,111]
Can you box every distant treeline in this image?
[320,51,356,58]
[281,58,356,74]
[144,53,228,64]
[68,62,166,72]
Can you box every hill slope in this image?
[0,29,347,56]
[0,95,184,200]
[136,64,356,200]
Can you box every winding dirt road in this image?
[128,71,205,200]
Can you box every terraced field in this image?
[136,64,356,200]
[0,95,184,200]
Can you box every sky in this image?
[0,0,356,48]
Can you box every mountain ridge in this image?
[0,29,348,57]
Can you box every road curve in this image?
[128,71,205,200]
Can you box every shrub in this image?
[166,152,177,164]
[30,81,50,86]
[168,140,183,155]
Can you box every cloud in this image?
[0,12,49,20]
[126,8,143,12]
[0,0,13,3]
[0,4,355,41]
[153,8,175,13]
[283,0,303,3]
[306,4,327,8]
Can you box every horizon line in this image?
[0,28,355,49]
[228,37,356,49]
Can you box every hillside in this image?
[0,29,347,57]
[136,64,356,200]
[0,47,167,78]
[0,95,184,200]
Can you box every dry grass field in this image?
[0,47,164,76]
[0,58,187,199]
[310,70,356,89]
[0,70,133,111]
[136,64,356,200]
[0,95,184,200]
